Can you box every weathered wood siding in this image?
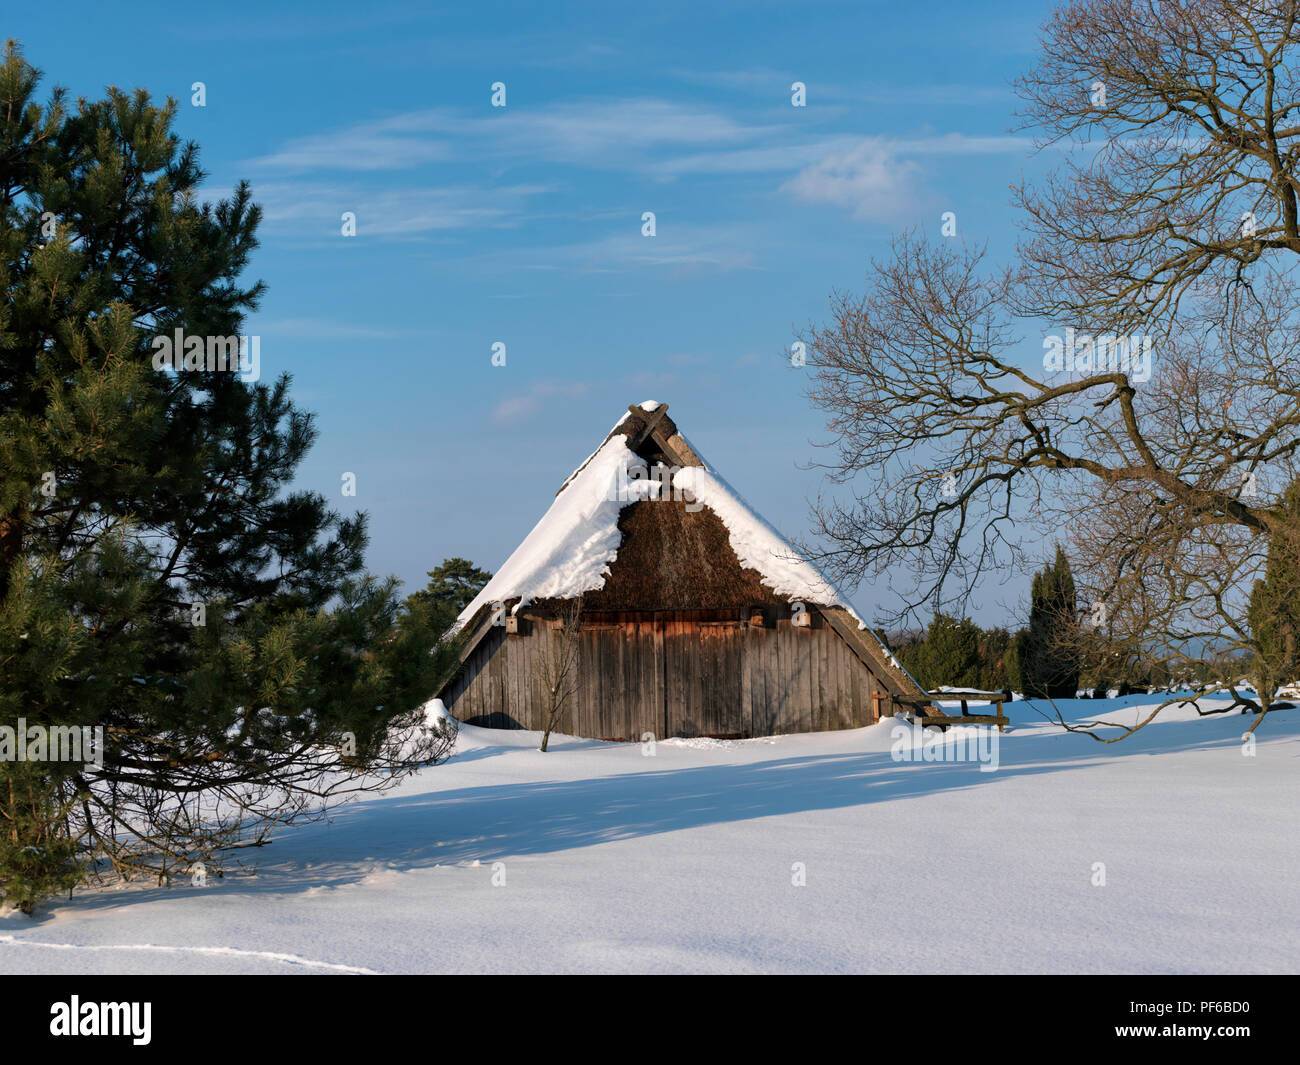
[443,608,898,740]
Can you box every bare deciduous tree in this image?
[801,0,1300,737]
[535,598,583,752]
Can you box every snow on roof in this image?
[452,404,862,632]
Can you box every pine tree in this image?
[891,631,926,687]
[405,558,492,629]
[909,613,982,690]
[0,42,453,911]
[1247,480,1300,706]
[0,761,81,911]
[1021,546,1081,699]
[397,558,492,700]
[1004,631,1025,695]
[977,626,1012,691]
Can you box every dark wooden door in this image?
[662,611,747,738]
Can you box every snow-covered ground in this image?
[2,694,1297,974]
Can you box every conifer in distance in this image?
[1247,481,1300,709]
[1021,546,1081,699]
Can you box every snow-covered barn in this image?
[437,402,924,740]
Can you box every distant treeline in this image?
[884,548,1251,699]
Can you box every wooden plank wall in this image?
[443,609,887,739]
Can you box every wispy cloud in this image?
[244,96,1034,244]
[450,221,767,276]
[648,137,860,178]
[250,99,768,174]
[670,69,1015,110]
[253,181,549,238]
[248,116,454,172]
[252,317,437,340]
[670,67,797,92]
[492,380,592,424]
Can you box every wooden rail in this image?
[893,690,1010,733]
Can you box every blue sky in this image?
[8,0,1057,627]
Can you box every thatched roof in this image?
[560,497,785,611]
[454,402,855,623]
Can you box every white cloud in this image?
[780,139,924,221]
[249,113,456,172]
[435,221,766,276]
[244,97,1034,239]
[649,137,859,178]
[252,181,548,238]
[250,99,767,175]
[492,380,591,424]
[508,98,762,159]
